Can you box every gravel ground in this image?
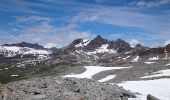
[1,77,135,100]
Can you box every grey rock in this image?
[6,77,135,100]
[147,94,160,100]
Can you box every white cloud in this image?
[15,15,53,23]
[164,40,170,46]
[130,0,170,8]
[44,43,63,48]
[129,39,140,47]
[72,7,170,31]
[71,7,170,42]
[0,22,95,47]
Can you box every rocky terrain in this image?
[0,77,135,100]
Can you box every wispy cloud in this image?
[72,7,170,29]
[129,0,170,8]
[15,15,53,23]
[71,6,170,41]
[0,0,50,14]
[0,22,95,47]
[0,0,170,47]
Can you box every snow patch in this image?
[11,75,19,77]
[149,56,159,61]
[75,39,90,47]
[63,66,129,79]
[131,56,139,62]
[87,44,117,55]
[144,62,156,64]
[4,68,9,70]
[98,75,116,82]
[118,79,170,100]
[141,69,170,78]
[166,63,170,66]
[123,55,131,60]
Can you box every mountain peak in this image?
[93,35,106,42]
[95,35,102,39]
[67,38,83,49]
[135,44,142,48]
[116,39,124,42]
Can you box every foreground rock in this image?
[4,77,135,100]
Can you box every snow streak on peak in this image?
[75,39,90,48]
[87,44,117,55]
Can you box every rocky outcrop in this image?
[108,39,131,53]
[6,77,135,100]
[165,44,170,52]
[147,94,159,100]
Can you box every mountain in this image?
[63,35,131,52]
[1,35,170,100]
[48,35,170,68]
[0,35,170,83]
[50,35,133,67]
[0,36,169,73]
[0,42,51,57]
[3,42,45,50]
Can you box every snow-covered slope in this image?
[87,44,117,55]
[0,45,51,57]
[75,39,90,47]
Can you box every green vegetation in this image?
[0,64,37,83]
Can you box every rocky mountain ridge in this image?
[0,35,170,83]
[51,35,170,67]
[0,35,170,100]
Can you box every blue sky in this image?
[0,0,170,48]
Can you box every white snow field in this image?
[63,66,129,79]
[141,69,170,78]
[0,46,51,57]
[98,75,116,82]
[118,78,170,100]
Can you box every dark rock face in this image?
[135,44,144,49]
[165,44,170,52]
[149,47,165,55]
[84,35,108,51]
[108,39,131,53]
[50,47,59,53]
[68,38,83,48]
[3,42,45,49]
[147,94,159,100]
